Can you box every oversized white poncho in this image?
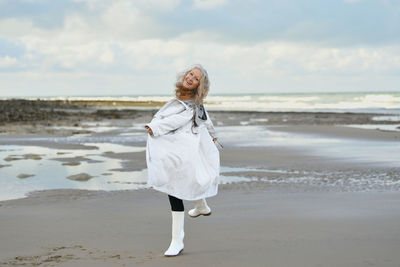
[145,98,220,201]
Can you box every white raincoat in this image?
[145,98,220,200]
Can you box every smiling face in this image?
[182,68,202,90]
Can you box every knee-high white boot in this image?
[188,198,211,218]
[164,211,184,256]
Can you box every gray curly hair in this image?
[175,64,210,106]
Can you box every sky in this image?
[0,0,400,97]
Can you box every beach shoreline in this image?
[1,102,400,266]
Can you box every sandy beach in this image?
[2,0,400,262]
[1,188,400,267]
[1,100,400,266]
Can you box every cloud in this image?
[1,0,399,77]
[3,12,400,76]
[0,18,36,37]
[0,0,170,70]
[19,34,400,76]
[0,56,17,67]
[1,0,399,46]
[193,0,227,9]
[134,0,181,11]
[100,1,160,39]
[0,0,399,96]
[2,38,400,96]
[73,0,181,12]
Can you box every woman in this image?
[144,64,220,257]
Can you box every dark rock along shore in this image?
[0,99,153,124]
[0,99,398,127]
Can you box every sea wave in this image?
[2,92,400,114]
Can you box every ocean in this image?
[3,91,400,114]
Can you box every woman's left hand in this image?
[145,126,153,135]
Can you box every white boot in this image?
[188,199,212,218]
[164,211,184,257]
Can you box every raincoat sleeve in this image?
[145,106,193,137]
[204,108,217,139]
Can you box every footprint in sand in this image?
[0,245,142,266]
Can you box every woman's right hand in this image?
[145,126,153,135]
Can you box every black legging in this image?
[168,195,184,211]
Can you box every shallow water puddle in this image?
[218,125,400,167]
[0,144,147,201]
[0,144,260,201]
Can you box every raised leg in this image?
[188,198,212,218]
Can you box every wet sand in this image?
[1,105,400,266]
[267,125,400,141]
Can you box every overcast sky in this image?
[0,0,399,97]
